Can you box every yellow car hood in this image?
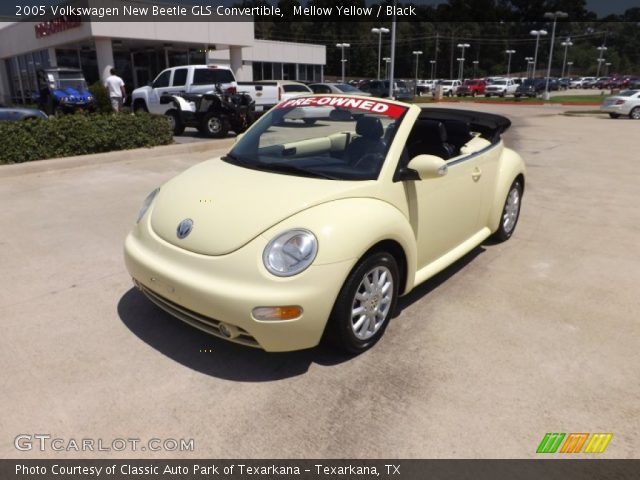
[150,158,377,256]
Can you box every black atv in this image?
[160,86,256,138]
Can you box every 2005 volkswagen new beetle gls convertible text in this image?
[124,95,525,353]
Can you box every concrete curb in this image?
[0,139,234,178]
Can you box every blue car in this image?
[0,103,48,121]
[36,68,96,115]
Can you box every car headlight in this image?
[263,229,318,277]
[136,188,160,223]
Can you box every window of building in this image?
[283,63,296,80]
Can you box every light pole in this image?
[430,60,436,81]
[543,11,568,100]
[388,9,397,99]
[383,57,391,80]
[457,58,465,81]
[472,60,479,78]
[605,62,611,76]
[596,45,607,77]
[505,49,515,78]
[566,61,573,77]
[456,43,470,80]
[530,29,547,79]
[412,50,423,96]
[596,58,606,77]
[336,43,350,83]
[560,38,573,78]
[371,27,389,80]
[525,57,534,78]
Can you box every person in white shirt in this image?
[104,68,125,112]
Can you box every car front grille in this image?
[135,281,260,348]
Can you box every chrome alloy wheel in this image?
[502,186,521,234]
[350,266,393,340]
[207,116,222,134]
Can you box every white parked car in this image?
[416,79,437,95]
[600,89,640,119]
[569,77,595,89]
[256,80,333,125]
[485,78,518,97]
[438,80,462,97]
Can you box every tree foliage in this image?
[242,0,639,79]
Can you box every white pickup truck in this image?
[484,78,518,97]
[131,65,280,115]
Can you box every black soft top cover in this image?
[419,107,511,143]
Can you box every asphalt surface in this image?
[1,104,638,459]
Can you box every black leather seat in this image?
[407,120,456,160]
[443,120,472,154]
[345,116,386,165]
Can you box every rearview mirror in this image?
[407,154,448,179]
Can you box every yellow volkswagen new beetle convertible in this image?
[124,95,525,353]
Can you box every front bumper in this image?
[124,217,354,352]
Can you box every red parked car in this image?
[456,79,487,97]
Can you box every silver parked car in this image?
[0,104,48,121]
[600,90,640,119]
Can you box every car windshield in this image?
[53,71,88,91]
[227,96,408,181]
[442,81,455,86]
[493,80,507,85]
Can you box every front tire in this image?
[493,179,523,242]
[201,112,229,138]
[630,107,640,120]
[165,110,185,135]
[303,118,317,126]
[609,113,620,119]
[133,100,148,114]
[326,252,399,353]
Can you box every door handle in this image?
[471,167,482,181]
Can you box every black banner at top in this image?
[2,0,639,22]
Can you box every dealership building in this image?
[0,11,326,104]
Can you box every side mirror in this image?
[406,154,448,180]
[235,133,245,143]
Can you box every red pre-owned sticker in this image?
[276,96,408,119]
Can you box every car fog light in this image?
[218,322,240,339]
[252,306,303,321]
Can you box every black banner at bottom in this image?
[2,459,639,480]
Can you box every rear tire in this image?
[303,118,317,126]
[492,179,523,242]
[325,252,399,354]
[609,113,620,119]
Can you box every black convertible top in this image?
[418,107,511,142]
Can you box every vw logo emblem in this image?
[176,218,194,239]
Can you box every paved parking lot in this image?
[1,104,638,459]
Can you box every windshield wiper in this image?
[257,162,339,180]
